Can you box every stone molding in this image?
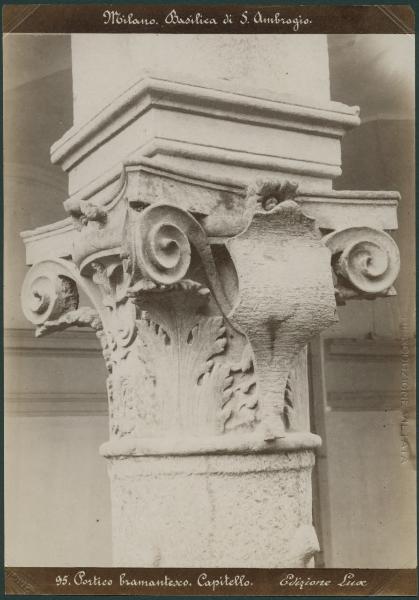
[4,327,100,356]
[48,71,362,195]
[21,218,74,265]
[325,336,415,361]
[51,70,360,172]
[21,163,401,455]
[322,335,415,412]
[140,138,343,181]
[327,390,399,411]
[21,158,399,266]
[20,76,402,564]
[5,391,107,417]
[4,328,106,417]
[7,329,409,416]
[100,431,322,458]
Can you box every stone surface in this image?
[21,160,399,266]
[324,226,400,303]
[20,163,401,566]
[19,34,402,568]
[71,34,332,124]
[227,196,337,439]
[54,35,360,196]
[108,451,317,567]
[51,70,360,196]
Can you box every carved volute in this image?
[21,160,401,454]
[20,158,401,567]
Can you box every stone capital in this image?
[20,74,401,566]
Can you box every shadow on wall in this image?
[328,33,415,338]
[310,34,416,568]
[4,34,73,330]
[4,34,113,567]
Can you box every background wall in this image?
[310,34,415,567]
[4,35,113,566]
[4,33,416,567]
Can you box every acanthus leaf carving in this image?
[20,256,137,377]
[132,285,230,436]
[101,278,261,440]
[85,258,137,363]
[21,167,402,451]
[114,183,339,442]
[221,345,258,433]
[35,306,102,337]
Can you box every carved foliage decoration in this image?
[20,241,259,442]
[89,258,137,363]
[246,178,299,213]
[221,345,258,432]
[70,201,107,230]
[22,169,401,446]
[21,182,335,443]
[35,307,102,337]
[119,285,258,438]
[20,255,138,390]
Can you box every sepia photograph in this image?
[3,3,416,595]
